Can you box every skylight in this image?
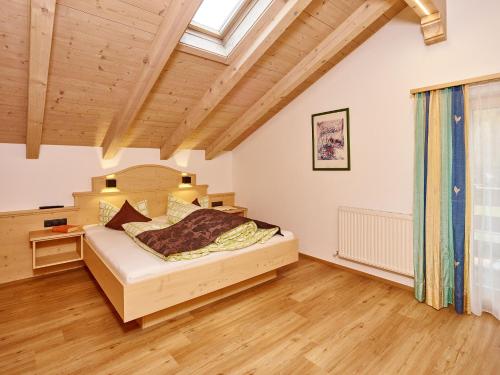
[191,0,246,36]
[181,0,272,60]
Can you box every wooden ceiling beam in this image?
[404,0,446,45]
[101,0,202,160]
[26,0,57,159]
[205,0,399,160]
[159,0,314,160]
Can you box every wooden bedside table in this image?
[29,229,84,269]
[220,206,248,217]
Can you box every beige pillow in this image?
[199,195,210,208]
[166,194,201,224]
[99,200,149,225]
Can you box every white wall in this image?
[232,0,500,286]
[0,144,233,211]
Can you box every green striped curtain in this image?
[413,86,470,312]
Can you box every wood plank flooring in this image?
[0,258,498,374]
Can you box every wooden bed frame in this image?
[74,165,298,328]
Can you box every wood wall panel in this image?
[0,207,81,284]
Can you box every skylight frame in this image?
[189,0,252,40]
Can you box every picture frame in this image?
[311,108,350,171]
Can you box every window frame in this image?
[180,0,273,62]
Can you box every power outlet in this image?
[44,218,68,228]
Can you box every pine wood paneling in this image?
[0,0,407,153]
[159,0,314,160]
[41,0,160,147]
[125,51,226,148]
[56,0,164,33]
[0,0,29,144]
[101,0,203,159]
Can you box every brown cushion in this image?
[105,200,151,230]
[192,198,201,206]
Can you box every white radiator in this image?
[338,207,413,276]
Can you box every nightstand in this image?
[224,206,248,217]
[29,229,84,269]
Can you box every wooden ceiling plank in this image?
[56,0,162,34]
[205,0,399,160]
[26,0,57,159]
[101,0,203,159]
[119,0,172,16]
[403,0,446,44]
[159,0,315,160]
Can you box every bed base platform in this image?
[83,238,298,328]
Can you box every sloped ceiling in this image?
[0,0,409,159]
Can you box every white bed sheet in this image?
[83,223,294,285]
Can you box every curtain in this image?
[469,81,500,319]
[413,86,470,313]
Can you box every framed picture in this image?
[311,108,350,170]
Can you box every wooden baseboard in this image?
[299,253,414,292]
[137,270,278,328]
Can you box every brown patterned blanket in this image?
[136,209,281,257]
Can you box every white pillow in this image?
[166,194,201,224]
[99,200,149,225]
[134,200,149,217]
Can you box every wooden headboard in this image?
[90,164,197,192]
[74,165,205,223]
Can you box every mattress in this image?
[83,223,294,284]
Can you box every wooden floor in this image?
[0,258,498,375]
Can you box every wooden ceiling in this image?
[1,0,444,159]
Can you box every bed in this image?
[75,165,298,328]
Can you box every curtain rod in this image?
[410,72,500,94]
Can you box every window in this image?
[181,0,273,59]
[191,0,247,38]
[469,80,500,319]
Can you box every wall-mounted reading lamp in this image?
[106,178,117,188]
[102,175,119,192]
[179,173,192,188]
